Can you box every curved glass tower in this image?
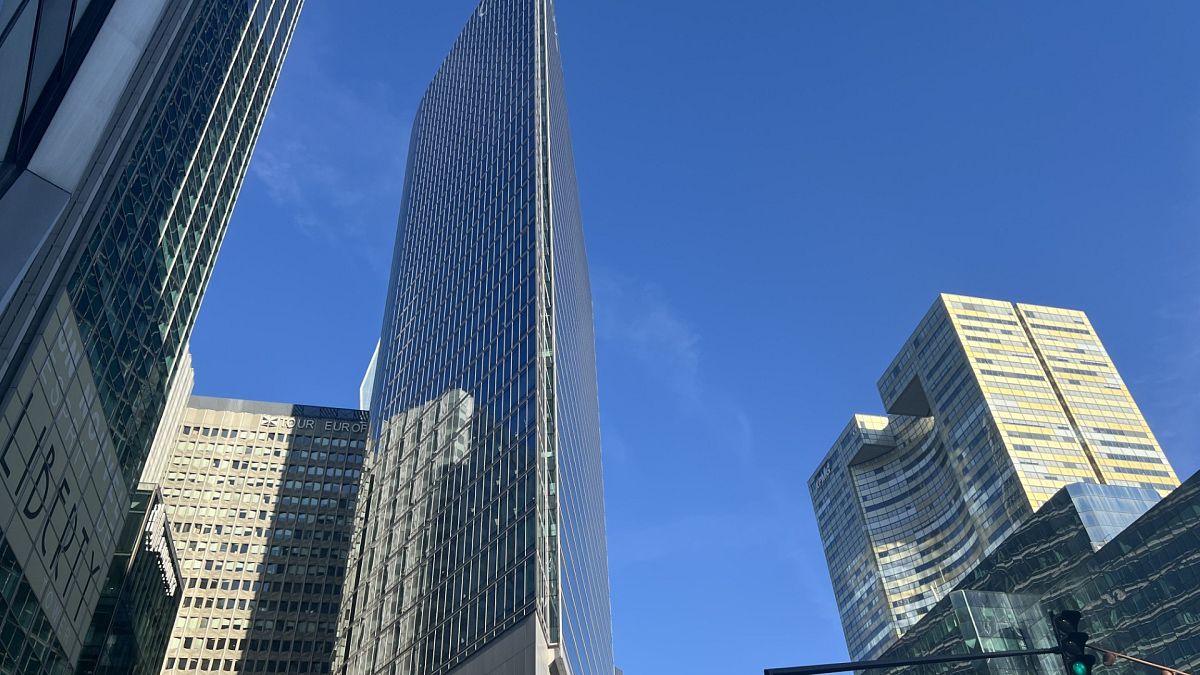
[810,293,1180,661]
[334,2,613,675]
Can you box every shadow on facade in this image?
[336,389,540,675]
[227,406,367,675]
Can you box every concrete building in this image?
[810,294,1179,660]
[0,2,301,671]
[335,2,614,674]
[153,397,367,675]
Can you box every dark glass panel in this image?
[22,0,71,122]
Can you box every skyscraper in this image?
[0,1,301,671]
[152,397,367,675]
[141,349,195,487]
[810,294,1179,660]
[335,2,614,675]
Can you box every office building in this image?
[75,488,183,675]
[153,397,367,675]
[0,1,302,672]
[141,349,195,487]
[877,470,1200,675]
[334,1,614,675]
[358,344,378,412]
[810,294,1179,660]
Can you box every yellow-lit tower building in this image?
[810,294,1179,660]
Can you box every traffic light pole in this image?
[1089,645,1192,675]
[764,647,1063,675]
[768,610,1190,675]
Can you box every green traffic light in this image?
[1072,662,1088,675]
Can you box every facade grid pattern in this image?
[156,399,366,675]
[810,294,1180,661]
[0,2,301,673]
[879,474,1200,675]
[335,2,612,675]
[75,488,183,675]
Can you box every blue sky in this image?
[191,2,1200,672]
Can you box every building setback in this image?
[0,1,302,671]
[335,1,614,675]
[141,350,196,487]
[810,294,1180,660]
[153,397,367,675]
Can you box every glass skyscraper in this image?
[335,2,613,675]
[809,294,1179,660]
[0,1,301,672]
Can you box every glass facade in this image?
[75,488,182,675]
[809,294,1180,660]
[877,470,1200,675]
[335,2,613,675]
[154,398,366,675]
[358,345,378,413]
[0,1,302,672]
[0,0,116,188]
[1061,482,1162,549]
[945,591,1059,675]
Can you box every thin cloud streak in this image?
[248,22,410,275]
[594,271,702,405]
[593,269,755,464]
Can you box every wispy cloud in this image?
[1142,281,1200,474]
[593,273,702,404]
[247,26,410,275]
[591,269,836,605]
[593,269,754,463]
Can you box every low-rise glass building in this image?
[877,471,1200,674]
[75,488,183,675]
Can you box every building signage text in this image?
[261,416,366,434]
[144,503,178,596]
[812,459,835,493]
[0,398,106,626]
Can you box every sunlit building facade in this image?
[155,397,367,675]
[334,2,613,675]
[358,344,378,412]
[0,1,301,672]
[810,293,1179,660]
[141,349,196,487]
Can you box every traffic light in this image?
[1053,610,1098,675]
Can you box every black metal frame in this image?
[765,647,1063,675]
